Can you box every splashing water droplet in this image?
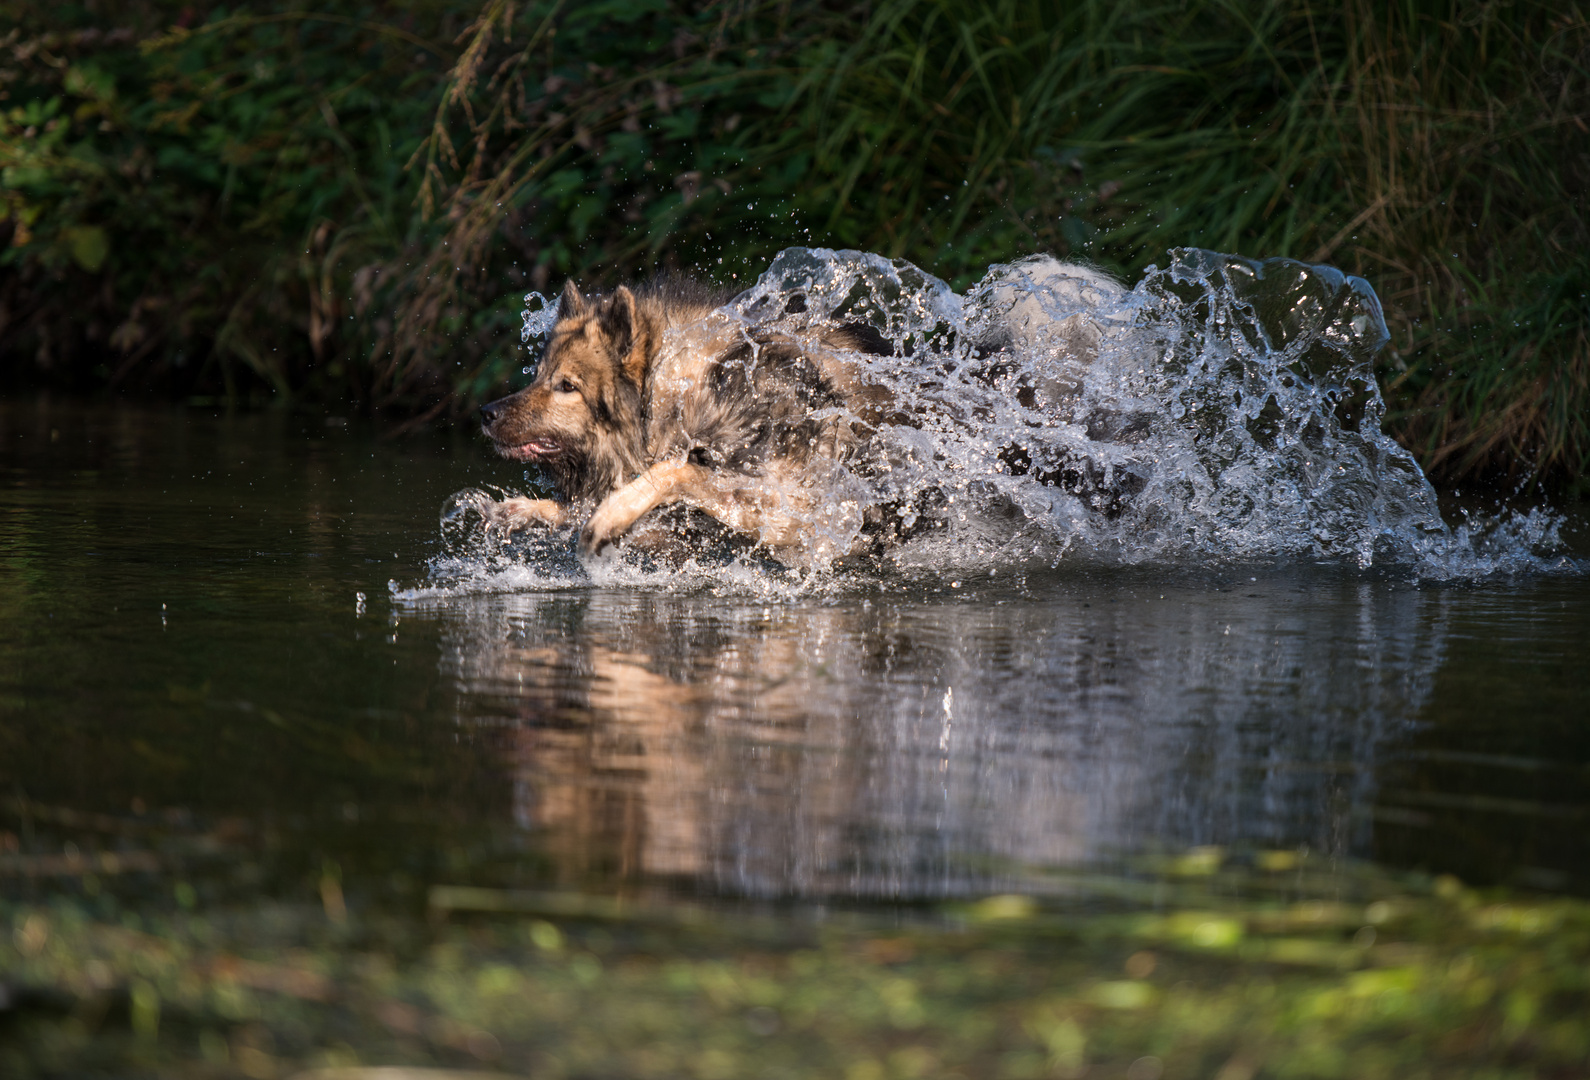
[520,291,556,345]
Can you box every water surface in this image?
[2,402,1586,914]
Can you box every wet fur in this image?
[479,276,896,558]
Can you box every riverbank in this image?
[2,0,1586,492]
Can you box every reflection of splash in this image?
[408,576,1451,899]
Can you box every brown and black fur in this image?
[479,276,896,559]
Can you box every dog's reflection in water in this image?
[432,583,1447,900]
[489,602,942,893]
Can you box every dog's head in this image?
[479,280,651,498]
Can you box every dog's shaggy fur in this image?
[479,277,897,558]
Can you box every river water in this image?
[2,399,1586,912]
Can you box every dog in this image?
[478,274,908,561]
[477,258,1131,563]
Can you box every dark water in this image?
[2,402,1587,915]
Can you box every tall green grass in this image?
[751,0,1590,486]
[3,0,1586,489]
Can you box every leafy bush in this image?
[0,1,452,405]
[3,0,1586,488]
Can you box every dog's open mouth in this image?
[498,438,563,461]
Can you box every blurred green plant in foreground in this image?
[4,853,1590,1078]
[1,0,1586,489]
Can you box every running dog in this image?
[478,275,900,560]
[477,259,1130,562]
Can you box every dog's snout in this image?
[479,399,506,427]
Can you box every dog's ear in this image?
[558,279,588,319]
[601,286,645,386]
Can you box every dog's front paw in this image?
[578,513,619,557]
[579,498,644,556]
[487,497,567,533]
[579,473,674,556]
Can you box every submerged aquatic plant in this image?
[4,850,1590,1079]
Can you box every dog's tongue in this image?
[515,439,560,459]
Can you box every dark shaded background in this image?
[3,0,1587,490]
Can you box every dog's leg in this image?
[579,462,702,554]
[579,462,812,555]
[488,497,569,532]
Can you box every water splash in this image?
[520,290,558,346]
[428,487,805,598]
[425,246,1573,593]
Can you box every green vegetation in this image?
[6,855,1590,1078]
[2,1,1586,487]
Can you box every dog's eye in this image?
[554,378,578,394]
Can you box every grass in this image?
[2,0,1587,490]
